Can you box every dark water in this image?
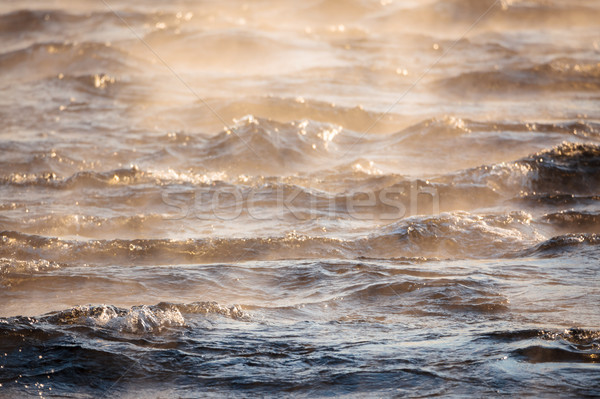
[1,0,600,397]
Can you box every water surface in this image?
[1,0,599,397]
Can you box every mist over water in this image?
[1,0,599,397]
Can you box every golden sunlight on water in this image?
[0,0,599,397]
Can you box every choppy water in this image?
[1,0,600,397]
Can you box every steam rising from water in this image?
[1,0,599,397]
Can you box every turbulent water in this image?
[1,0,600,397]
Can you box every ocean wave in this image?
[0,9,147,35]
[2,117,597,185]
[0,211,548,265]
[0,166,144,188]
[43,303,186,334]
[514,345,600,363]
[543,211,600,233]
[1,142,598,235]
[370,0,600,33]
[0,213,175,239]
[0,41,138,82]
[0,117,367,177]
[387,116,473,145]
[447,142,600,196]
[485,120,600,139]
[0,257,61,278]
[374,211,541,258]
[520,142,600,194]
[40,301,248,333]
[395,118,600,141]
[513,193,600,207]
[523,233,600,258]
[121,116,370,175]
[199,116,349,170]
[0,142,83,177]
[482,328,600,364]
[0,229,360,266]
[0,301,247,336]
[139,125,600,184]
[436,58,600,96]
[342,278,508,314]
[181,96,406,135]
